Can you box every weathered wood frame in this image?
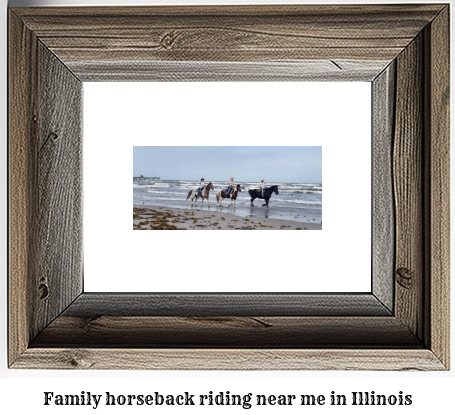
[9,5,449,370]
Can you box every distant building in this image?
[133,174,160,185]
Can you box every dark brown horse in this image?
[249,185,279,207]
[216,184,242,207]
[186,182,214,207]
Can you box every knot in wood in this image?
[396,267,414,289]
[60,350,94,369]
[160,31,179,49]
[48,132,59,142]
[38,282,49,300]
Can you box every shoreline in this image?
[133,204,322,230]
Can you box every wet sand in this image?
[133,204,322,230]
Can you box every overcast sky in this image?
[133,146,322,183]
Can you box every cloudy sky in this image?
[133,146,322,183]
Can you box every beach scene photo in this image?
[133,146,322,230]
[84,82,369,292]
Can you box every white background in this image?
[84,82,371,292]
[1,0,454,414]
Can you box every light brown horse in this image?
[216,184,242,207]
[186,182,214,207]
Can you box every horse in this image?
[186,182,214,207]
[248,185,279,208]
[216,184,242,207]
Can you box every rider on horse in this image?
[259,179,266,197]
[197,178,205,197]
[225,177,234,198]
[249,183,279,208]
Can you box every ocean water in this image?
[133,180,322,224]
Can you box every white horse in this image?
[216,184,241,207]
[186,182,214,207]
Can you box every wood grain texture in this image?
[8,11,38,366]
[31,315,420,348]
[11,5,444,80]
[72,60,387,82]
[32,43,83,339]
[372,63,395,312]
[393,35,424,340]
[425,6,450,368]
[66,293,391,317]
[13,349,445,371]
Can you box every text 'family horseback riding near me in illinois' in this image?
[133,146,322,230]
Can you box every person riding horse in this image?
[217,184,242,207]
[225,177,234,198]
[187,180,214,207]
[197,178,205,197]
[249,184,279,208]
[259,179,266,197]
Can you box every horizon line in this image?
[133,177,322,184]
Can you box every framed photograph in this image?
[131,146,323,231]
[9,4,449,370]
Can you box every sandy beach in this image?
[134,204,322,230]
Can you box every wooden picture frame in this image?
[9,4,449,370]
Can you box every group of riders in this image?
[197,177,267,198]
